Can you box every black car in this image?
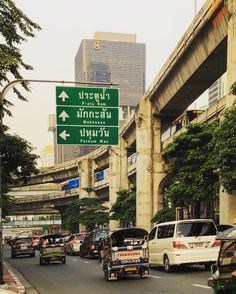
[80,229,108,259]
[11,237,35,258]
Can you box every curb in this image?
[4,262,25,294]
[4,261,39,294]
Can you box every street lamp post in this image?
[0,78,119,284]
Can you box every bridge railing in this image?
[15,189,80,203]
[3,220,61,227]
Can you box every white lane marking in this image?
[84,261,90,264]
[149,275,162,279]
[192,284,211,289]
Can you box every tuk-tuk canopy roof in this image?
[216,226,236,240]
[107,227,148,240]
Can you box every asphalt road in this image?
[4,247,213,294]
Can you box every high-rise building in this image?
[40,145,54,168]
[49,32,146,162]
[48,114,81,165]
[74,31,146,156]
[208,73,227,106]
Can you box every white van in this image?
[148,219,220,272]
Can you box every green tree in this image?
[110,189,136,227]
[0,0,41,118]
[63,198,109,232]
[215,106,236,194]
[0,1,41,216]
[151,206,175,224]
[0,134,39,216]
[162,122,219,219]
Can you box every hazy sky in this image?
[4,0,206,157]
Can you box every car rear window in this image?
[75,234,87,241]
[176,221,217,237]
[16,238,31,244]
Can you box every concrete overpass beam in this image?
[219,0,236,225]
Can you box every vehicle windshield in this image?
[176,221,217,237]
[95,230,107,241]
[219,241,236,266]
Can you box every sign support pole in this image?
[0,78,118,284]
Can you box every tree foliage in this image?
[0,1,41,216]
[151,206,176,224]
[214,106,236,194]
[110,189,136,227]
[162,123,219,218]
[63,198,109,232]
[0,133,39,216]
[0,0,41,117]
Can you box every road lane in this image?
[4,246,212,294]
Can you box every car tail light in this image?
[212,239,221,247]
[172,241,187,249]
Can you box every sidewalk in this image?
[0,262,25,293]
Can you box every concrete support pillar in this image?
[79,158,94,198]
[135,98,168,231]
[120,137,129,190]
[135,98,153,231]
[109,145,121,230]
[78,158,93,232]
[220,189,236,225]
[219,0,236,225]
[152,117,168,217]
[226,0,236,107]
[57,206,68,228]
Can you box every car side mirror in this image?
[211,264,218,274]
[211,264,219,279]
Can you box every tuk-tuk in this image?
[39,234,66,265]
[208,227,236,293]
[102,228,149,281]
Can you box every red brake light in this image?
[172,241,187,249]
[212,239,221,247]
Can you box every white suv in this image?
[148,219,220,272]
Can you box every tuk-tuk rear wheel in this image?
[104,267,109,281]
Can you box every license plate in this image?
[190,242,204,248]
[125,266,137,271]
[20,245,28,249]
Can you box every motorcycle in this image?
[208,226,236,293]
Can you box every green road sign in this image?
[56,86,119,145]
[56,86,119,107]
[56,106,118,126]
[57,126,119,145]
